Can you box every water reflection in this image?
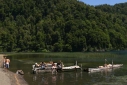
[33,75,37,81]
[32,72,83,85]
[92,75,127,85]
[41,77,49,85]
[88,68,124,85]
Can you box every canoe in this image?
[87,64,123,73]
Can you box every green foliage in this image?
[0,0,127,52]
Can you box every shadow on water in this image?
[8,51,127,85]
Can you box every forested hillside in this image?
[0,0,127,52]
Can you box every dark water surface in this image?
[8,52,127,85]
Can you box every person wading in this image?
[5,58,10,71]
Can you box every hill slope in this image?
[0,0,127,52]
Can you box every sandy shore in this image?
[0,54,28,85]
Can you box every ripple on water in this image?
[93,75,127,85]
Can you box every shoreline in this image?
[0,54,28,85]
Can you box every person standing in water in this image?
[5,58,10,70]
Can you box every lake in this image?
[8,52,127,85]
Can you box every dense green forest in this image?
[0,0,127,52]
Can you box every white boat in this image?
[88,65,123,73]
[62,65,81,72]
[87,59,123,73]
[88,68,102,72]
[32,61,81,74]
[111,64,123,68]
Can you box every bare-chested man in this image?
[5,58,10,70]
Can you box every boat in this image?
[32,61,81,74]
[62,65,80,72]
[84,59,123,73]
[88,68,102,72]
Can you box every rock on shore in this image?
[0,54,28,85]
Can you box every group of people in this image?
[3,56,10,70]
[34,60,63,71]
[52,60,63,70]
[35,62,46,69]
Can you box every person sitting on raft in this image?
[35,63,40,67]
[57,60,63,72]
[40,62,46,69]
[52,62,57,69]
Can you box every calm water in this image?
[8,52,127,85]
